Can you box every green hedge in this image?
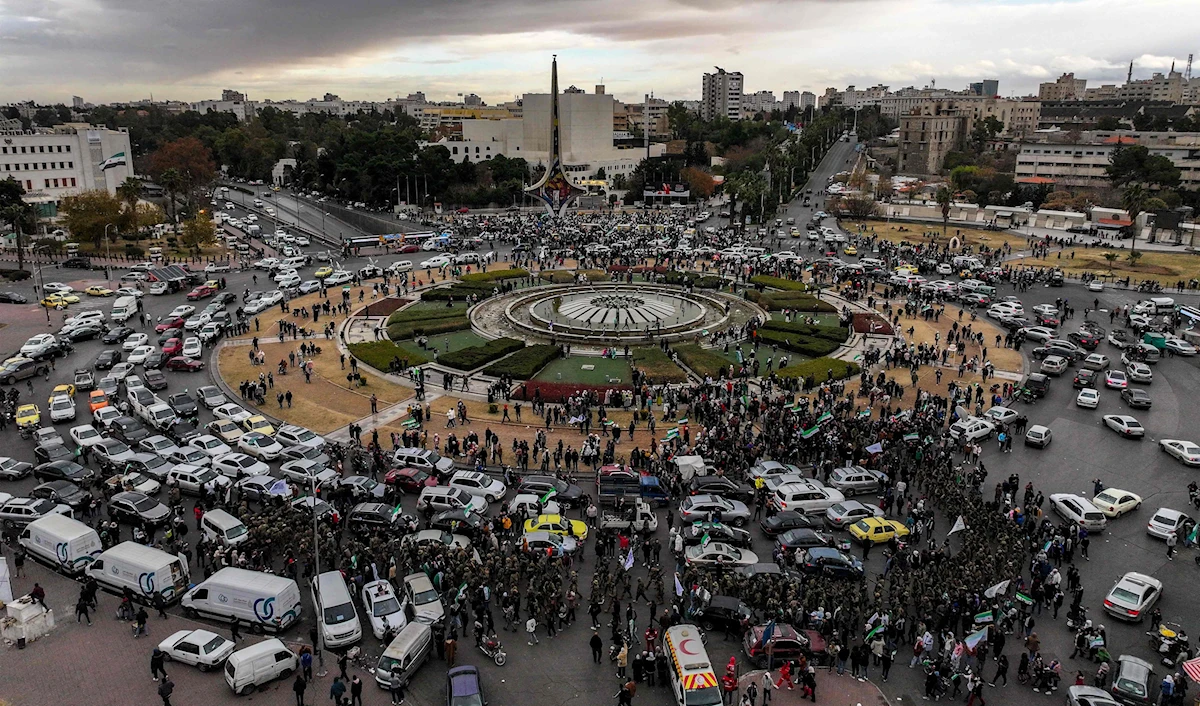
[750,275,808,291]
[762,320,849,342]
[776,357,861,383]
[421,281,495,301]
[482,344,561,379]
[459,268,529,283]
[387,317,472,341]
[438,337,525,371]
[386,304,467,326]
[746,290,836,312]
[631,347,689,384]
[349,340,430,370]
[675,344,732,379]
[757,329,841,357]
[539,269,610,284]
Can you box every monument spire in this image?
[525,55,585,217]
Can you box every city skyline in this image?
[2,0,1198,106]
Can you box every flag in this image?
[964,626,989,653]
[857,410,871,418]
[800,425,821,439]
[816,411,833,425]
[973,610,994,624]
[99,152,127,170]
[623,548,635,571]
[456,581,469,600]
[674,573,685,597]
[677,418,689,425]
[268,478,291,496]
[865,443,884,454]
[865,625,884,641]
[948,515,967,535]
[403,418,420,429]
[539,489,557,504]
[701,532,711,548]
[391,504,405,518]
[1015,592,1033,606]
[757,620,776,649]
[903,433,919,442]
[984,580,1010,599]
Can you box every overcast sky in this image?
[2,0,1198,106]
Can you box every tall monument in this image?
[525,56,586,217]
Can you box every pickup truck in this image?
[596,468,671,507]
[599,498,659,533]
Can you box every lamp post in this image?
[309,473,326,676]
[104,223,117,287]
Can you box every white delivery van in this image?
[388,260,413,275]
[280,256,306,270]
[312,570,362,648]
[374,622,433,689]
[201,509,250,546]
[182,567,302,632]
[18,514,102,576]
[223,638,298,695]
[85,541,191,604]
[110,295,139,323]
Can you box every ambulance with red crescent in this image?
[664,624,722,706]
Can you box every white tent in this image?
[674,455,707,481]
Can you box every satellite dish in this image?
[949,236,961,250]
[955,404,970,419]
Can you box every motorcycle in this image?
[477,632,507,666]
[1148,622,1192,667]
[1065,605,1089,631]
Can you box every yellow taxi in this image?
[88,390,109,413]
[15,404,41,428]
[240,415,276,437]
[49,384,76,402]
[42,293,79,308]
[523,513,589,540]
[204,280,221,289]
[843,245,858,256]
[314,266,334,279]
[85,285,114,297]
[208,418,245,443]
[893,264,919,275]
[848,517,910,545]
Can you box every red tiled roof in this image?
[1016,176,1055,184]
[1101,135,1138,145]
[1098,217,1133,226]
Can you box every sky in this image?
[2,0,1199,106]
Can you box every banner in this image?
[964,626,989,652]
[675,573,685,597]
[948,515,967,535]
[984,580,1010,599]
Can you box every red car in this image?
[165,356,204,372]
[398,244,420,254]
[162,338,184,356]
[186,285,216,301]
[455,207,469,214]
[155,317,186,333]
[385,467,439,493]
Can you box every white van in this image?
[111,295,139,323]
[85,541,191,604]
[280,256,307,270]
[18,514,102,576]
[182,567,302,632]
[374,622,433,689]
[223,638,298,695]
[388,261,413,275]
[201,509,250,546]
[1133,297,1176,315]
[312,570,362,648]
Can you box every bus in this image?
[663,625,722,706]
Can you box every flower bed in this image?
[775,357,861,383]
[481,344,562,379]
[386,303,470,340]
[511,380,633,404]
[749,275,808,291]
[745,290,836,312]
[437,337,525,371]
[631,347,690,384]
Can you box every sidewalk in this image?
[737,668,888,706]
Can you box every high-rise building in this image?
[1038,73,1087,101]
[463,93,483,106]
[701,68,743,121]
[1117,71,1185,102]
[221,89,247,102]
[968,80,999,97]
[800,92,816,110]
[71,96,85,109]
[782,91,800,109]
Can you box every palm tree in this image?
[1121,183,1148,256]
[117,177,142,237]
[160,168,183,224]
[1,201,37,272]
[935,186,953,237]
[1102,252,1119,273]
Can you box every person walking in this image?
[349,675,363,706]
[590,627,603,663]
[76,595,92,625]
[774,660,794,690]
[329,677,347,706]
[230,614,243,642]
[991,654,1009,687]
[1166,532,1178,560]
[617,643,629,679]
[526,616,539,646]
[151,648,168,681]
[294,674,308,706]
[134,606,150,638]
[157,677,175,706]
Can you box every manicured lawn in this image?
[394,330,489,361]
[630,347,689,384]
[533,356,632,385]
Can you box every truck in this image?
[18,514,103,576]
[599,497,659,533]
[181,567,303,632]
[596,466,671,507]
[85,541,191,604]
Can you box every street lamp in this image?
[104,223,117,287]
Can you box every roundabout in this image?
[471,281,766,348]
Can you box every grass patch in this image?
[675,344,734,379]
[756,320,850,358]
[862,219,1029,253]
[1008,248,1200,286]
[631,347,690,384]
[776,357,861,383]
[533,357,632,385]
[394,330,489,362]
[387,302,467,325]
[349,340,430,369]
[385,302,471,340]
[745,289,837,312]
[539,269,611,284]
[482,344,561,379]
[438,337,525,371]
[750,275,808,291]
[460,268,528,283]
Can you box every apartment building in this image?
[1016,131,1200,188]
[1038,73,1087,101]
[701,68,743,121]
[1,121,132,212]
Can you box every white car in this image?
[1081,353,1110,371]
[361,580,408,640]
[167,305,196,320]
[279,459,339,487]
[140,435,180,457]
[48,395,77,422]
[213,403,253,424]
[212,452,270,479]
[1020,326,1056,342]
[115,287,144,299]
[1076,388,1100,409]
[275,425,325,451]
[1104,370,1128,389]
[1126,362,1152,383]
[182,337,203,359]
[1092,488,1142,518]
[121,333,149,351]
[127,345,156,365]
[323,270,353,286]
[949,416,995,442]
[420,255,452,269]
[1103,414,1144,438]
[238,431,284,460]
[42,282,74,294]
[158,629,235,671]
[1146,508,1192,540]
[93,406,123,429]
[1049,493,1108,532]
[149,282,170,295]
[1102,572,1161,622]
[1087,281,1105,292]
[982,406,1018,426]
[188,434,232,458]
[198,323,223,343]
[684,542,760,568]
[1160,439,1200,466]
[168,446,213,469]
[1165,338,1197,356]
[447,470,507,503]
[69,424,104,448]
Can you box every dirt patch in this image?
[1009,248,1200,285]
[857,220,1030,253]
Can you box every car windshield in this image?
[373,597,401,616]
[323,602,356,625]
[684,685,723,706]
[1111,587,1140,603]
[412,587,439,605]
[133,496,159,511]
[197,469,219,483]
[225,524,248,539]
[1118,675,1147,696]
[202,636,228,654]
[1096,492,1120,504]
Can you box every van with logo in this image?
[663,624,722,706]
[18,513,102,576]
[182,567,302,632]
[312,570,362,648]
[201,508,250,546]
[85,541,190,604]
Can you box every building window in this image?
[65,145,70,152]
[25,180,31,189]
[44,179,50,188]
[68,162,72,169]
[69,178,76,187]
[452,147,458,155]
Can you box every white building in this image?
[1016,131,1200,188]
[701,68,744,121]
[191,99,255,121]
[0,121,132,212]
